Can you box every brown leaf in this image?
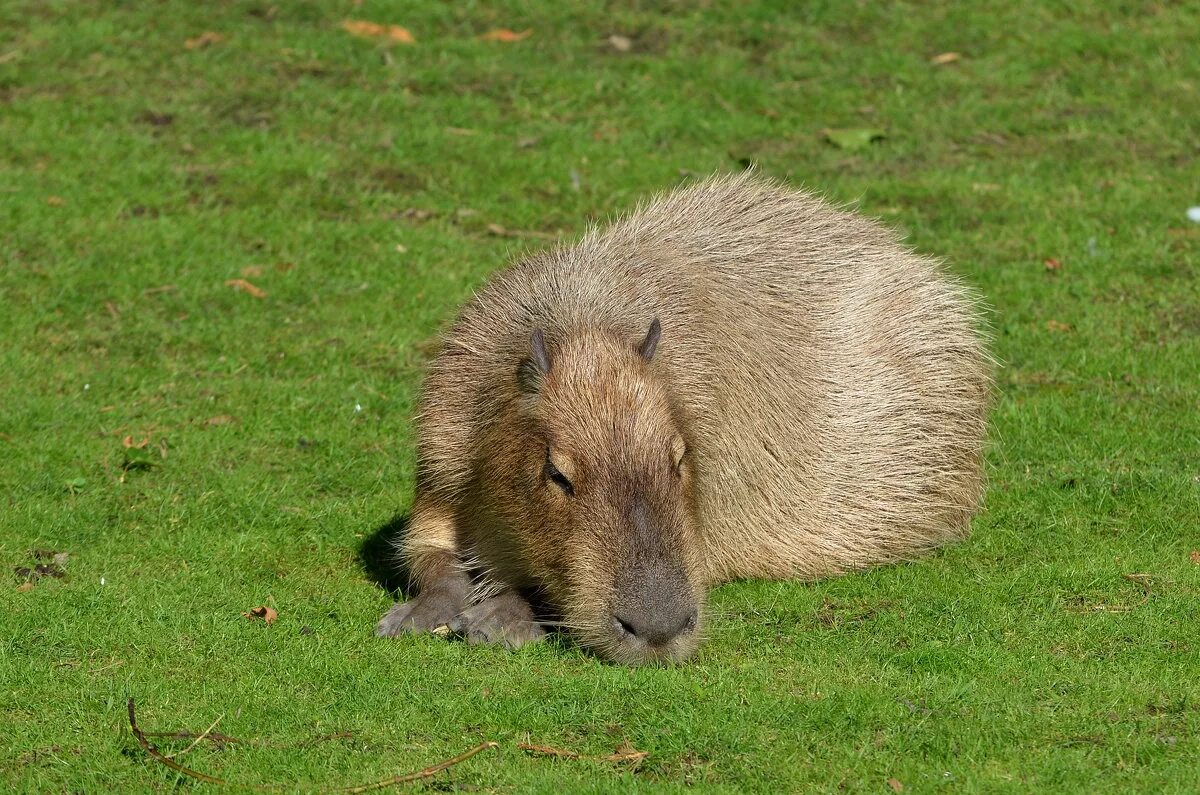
[1044,258,1063,271]
[274,262,295,273]
[242,605,278,624]
[518,740,646,764]
[400,207,435,221]
[225,278,266,299]
[240,264,264,278]
[607,34,633,52]
[46,196,66,207]
[1189,550,1200,564]
[341,19,415,44]
[1045,320,1072,333]
[204,415,237,427]
[479,28,532,42]
[888,778,904,792]
[185,32,225,50]
[16,582,35,593]
[930,52,960,65]
[486,223,557,240]
[122,435,151,449]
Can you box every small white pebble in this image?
[354,403,363,413]
[83,384,90,391]
[99,577,106,585]
[395,244,408,253]
[1187,206,1200,223]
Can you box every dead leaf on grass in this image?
[1045,320,1072,333]
[121,434,151,449]
[240,264,264,278]
[486,223,557,240]
[46,196,65,207]
[518,739,647,765]
[1189,550,1200,564]
[185,32,225,50]
[225,278,266,298]
[274,262,295,273]
[479,28,532,42]
[203,415,237,427]
[16,582,34,593]
[341,20,415,44]
[242,605,278,624]
[1044,258,1063,272]
[607,34,633,52]
[930,52,961,65]
[888,778,904,792]
[399,207,435,221]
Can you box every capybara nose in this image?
[613,604,698,647]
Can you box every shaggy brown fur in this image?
[376,172,991,664]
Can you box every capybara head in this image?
[502,320,704,664]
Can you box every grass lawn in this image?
[3,1,1199,792]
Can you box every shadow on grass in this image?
[358,513,410,597]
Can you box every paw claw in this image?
[453,592,546,649]
[376,588,465,638]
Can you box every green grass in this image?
[3,1,1199,791]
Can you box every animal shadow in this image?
[358,513,411,597]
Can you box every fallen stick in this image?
[165,713,224,760]
[127,699,227,786]
[325,742,499,794]
[127,698,497,791]
[518,741,648,765]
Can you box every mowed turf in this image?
[2,2,1199,792]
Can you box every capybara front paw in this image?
[447,592,546,649]
[376,589,464,637]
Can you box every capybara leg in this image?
[375,554,470,637]
[448,589,546,649]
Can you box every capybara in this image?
[376,172,990,664]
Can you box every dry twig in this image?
[127,698,497,791]
[518,741,648,765]
[165,713,224,760]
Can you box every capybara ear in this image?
[638,318,662,361]
[530,328,552,373]
[518,328,551,394]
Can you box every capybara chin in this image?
[376,171,991,665]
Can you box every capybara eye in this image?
[671,435,687,474]
[544,454,575,496]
